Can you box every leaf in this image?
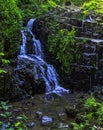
[0,53,4,56]
[47,0,57,7]
[15,121,21,127]
[5,112,11,116]
[0,101,12,111]
[2,59,10,64]
[16,116,23,120]
[0,69,7,74]
[0,113,7,118]
[0,121,2,125]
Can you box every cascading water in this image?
[18,19,69,97]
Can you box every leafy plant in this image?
[48,28,79,74]
[82,0,103,16]
[0,52,10,98]
[70,97,103,130]
[0,101,12,111]
[96,106,103,123]
[0,0,22,57]
[84,97,100,110]
[0,52,10,74]
[71,122,84,130]
[0,101,28,130]
[70,0,90,6]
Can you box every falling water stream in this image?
[18,19,69,97]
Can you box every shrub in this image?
[0,0,22,57]
[48,28,79,74]
[82,0,103,16]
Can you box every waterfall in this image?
[18,19,69,96]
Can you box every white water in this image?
[18,19,69,96]
[20,30,27,55]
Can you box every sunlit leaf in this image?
[15,121,21,127]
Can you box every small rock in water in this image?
[28,121,35,128]
[59,112,66,116]
[35,111,43,119]
[59,123,69,129]
[41,116,53,126]
[65,106,79,118]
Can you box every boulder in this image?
[41,116,53,126]
[11,56,46,99]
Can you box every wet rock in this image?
[13,108,22,112]
[35,111,43,119]
[75,114,85,124]
[59,112,66,117]
[91,85,103,101]
[11,55,46,99]
[65,106,79,118]
[32,18,48,45]
[69,18,82,27]
[10,59,18,67]
[41,116,53,126]
[58,123,69,129]
[28,121,35,128]
[26,32,34,54]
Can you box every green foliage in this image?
[0,0,21,36]
[17,0,57,19]
[48,28,79,74]
[0,70,6,74]
[0,52,10,74]
[0,53,4,57]
[71,121,98,130]
[70,0,90,6]
[96,106,103,123]
[0,53,10,66]
[0,0,22,57]
[0,52,10,94]
[17,0,72,20]
[1,59,10,66]
[71,122,84,130]
[84,97,103,125]
[0,101,28,130]
[0,101,12,111]
[82,0,103,16]
[71,96,103,130]
[84,97,100,110]
[47,0,57,7]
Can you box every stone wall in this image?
[32,6,103,92]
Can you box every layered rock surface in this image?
[32,6,103,93]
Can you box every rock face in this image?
[69,22,103,91]
[25,32,34,54]
[12,56,46,99]
[32,6,103,92]
[32,18,48,45]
